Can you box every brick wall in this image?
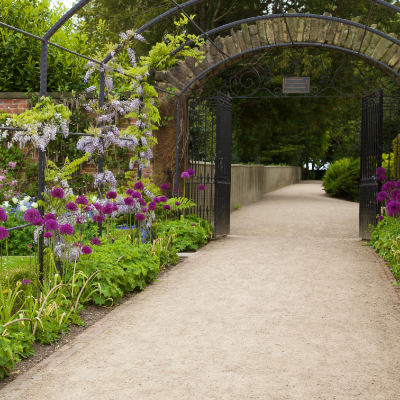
[0,93,154,181]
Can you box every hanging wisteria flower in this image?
[24,209,40,224]
[124,197,134,206]
[135,213,146,221]
[181,172,190,179]
[59,224,74,235]
[33,217,44,226]
[44,232,53,238]
[376,167,387,176]
[82,246,92,255]
[377,216,384,221]
[198,185,206,191]
[0,226,9,241]
[90,237,101,246]
[161,183,169,190]
[0,208,7,222]
[51,188,64,199]
[93,170,117,191]
[134,182,144,191]
[44,213,57,221]
[93,215,104,223]
[66,202,78,212]
[106,191,117,199]
[75,195,89,206]
[377,191,389,202]
[163,205,171,211]
[186,169,195,176]
[126,189,134,196]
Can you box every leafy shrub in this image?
[323,158,360,202]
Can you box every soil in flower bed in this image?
[0,259,184,390]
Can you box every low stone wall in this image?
[231,165,301,209]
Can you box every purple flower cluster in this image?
[76,195,89,206]
[0,207,7,223]
[90,237,101,246]
[24,209,40,224]
[51,188,64,199]
[0,226,9,241]
[160,183,169,190]
[59,224,74,236]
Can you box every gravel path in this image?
[2,181,400,400]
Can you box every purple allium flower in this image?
[44,232,53,238]
[174,188,178,192]
[377,215,384,221]
[175,201,181,206]
[160,183,169,190]
[93,203,102,211]
[75,195,89,205]
[142,207,148,213]
[33,217,44,226]
[378,175,387,182]
[139,198,147,206]
[90,237,101,246]
[0,226,9,241]
[391,189,400,200]
[396,181,400,189]
[102,203,113,215]
[132,191,142,198]
[21,279,32,285]
[106,191,117,199]
[134,182,144,191]
[84,206,92,212]
[192,223,196,226]
[59,224,74,235]
[45,219,59,231]
[376,167,387,176]
[44,213,57,221]
[51,188,64,199]
[377,191,389,202]
[181,172,190,179]
[159,196,167,202]
[387,201,400,217]
[163,204,171,211]
[28,244,32,248]
[126,189,134,196]
[93,215,104,223]
[24,209,40,224]
[135,213,146,221]
[154,197,160,204]
[186,169,195,176]
[198,185,206,191]
[148,203,156,211]
[76,217,84,224]
[124,197,134,206]
[382,181,395,192]
[66,202,78,212]
[82,246,92,255]
[0,208,7,223]
[112,205,119,211]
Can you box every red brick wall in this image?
[0,94,154,181]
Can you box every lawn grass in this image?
[0,256,32,271]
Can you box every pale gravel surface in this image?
[3,181,400,399]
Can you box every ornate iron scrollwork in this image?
[197,48,395,98]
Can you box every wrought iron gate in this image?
[360,90,383,239]
[186,92,233,235]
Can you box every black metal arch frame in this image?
[0,0,400,266]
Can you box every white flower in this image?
[19,200,25,205]
[12,197,18,204]
[24,196,30,202]
[91,196,98,202]
[3,201,9,208]
[31,202,38,209]
[20,205,27,212]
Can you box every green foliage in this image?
[233,203,242,210]
[166,197,196,211]
[369,215,400,284]
[323,158,360,202]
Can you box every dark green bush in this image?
[323,158,360,202]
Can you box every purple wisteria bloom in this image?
[135,213,146,221]
[134,182,144,191]
[124,197,134,206]
[160,183,169,190]
[44,232,53,238]
[0,226,9,241]
[181,172,190,179]
[66,202,78,212]
[198,185,206,191]
[106,191,117,199]
[24,209,40,224]
[45,219,59,231]
[163,205,171,211]
[59,224,74,235]
[186,169,195,176]
[44,213,57,221]
[90,237,101,246]
[93,215,104,223]
[0,208,7,223]
[75,195,89,206]
[377,191,389,202]
[82,246,92,255]
[51,188,64,199]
